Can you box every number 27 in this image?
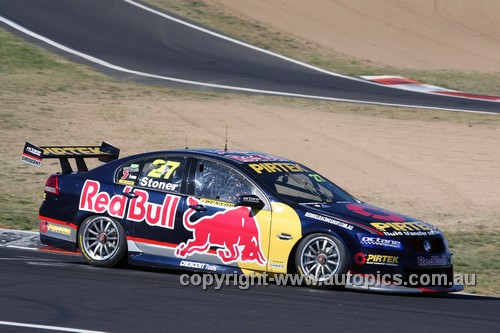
[147,159,180,179]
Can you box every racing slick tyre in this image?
[295,233,348,289]
[78,215,127,268]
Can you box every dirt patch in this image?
[207,0,500,72]
[2,91,499,233]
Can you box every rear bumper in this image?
[39,216,78,252]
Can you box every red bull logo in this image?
[175,197,266,265]
[79,180,180,229]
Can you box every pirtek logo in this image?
[370,222,432,232]
[175,197,267,265]
[355,253,399,266]
[79,180,180,229]
[43,147,111,156]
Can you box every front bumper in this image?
[344,271,464,294]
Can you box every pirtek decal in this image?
[79,180,180,229]
[355,253,399,266]
[175,197,266,265]
[370,221,440,236]
[248,162,307,174]
[43,147,111,156]
[40,222,71,237]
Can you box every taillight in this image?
[44,175,59,195]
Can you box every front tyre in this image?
[79,216,127,267]
[295,233,348,288]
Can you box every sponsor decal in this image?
[240,195,260,203]
[300,202,331,208]
[248,162,307,174]
[309,173,325,182]
[370,221,440,237]
[180,260,217,271]
[355,253,399,266]
[40,221,72,239]
[42,146,110,156]
[354,252,367,265]
[223,153,288,162]
[270,262,285,269]
[119,164,140,184]
[26,146,42,157]
[346,204,406,222]
[22,155,42,167]
[22,142,43,167]
[47,224,72,237]
[357,234,403,250]
[418,255,447,267]
[304,212,354,230]
[123,163,140,173]
[175,197,266,265]
[40,221,48,233]
[79,180,180,229]
[139,176,179,192]
[200,198,235,208]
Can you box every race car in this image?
[22,142,463,293]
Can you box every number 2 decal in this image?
[147,159,181,179]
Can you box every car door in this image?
[114,155,190,258]
[178,157,272,273]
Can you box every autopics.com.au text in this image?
[179,272,476,290]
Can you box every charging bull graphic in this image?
[175,197,266,265]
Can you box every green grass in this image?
[445,231,499,295]
[147,0,500,96]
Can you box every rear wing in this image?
[22,141,120,173]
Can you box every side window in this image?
[194,159,256,204]
[116,161,143,186]
[138,157,186,193]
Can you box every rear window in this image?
[116,161,142,186]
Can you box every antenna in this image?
[185,133,189,149]
[224,125,228,152]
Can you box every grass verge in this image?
[445,230,499,295]
[147,0,500,96]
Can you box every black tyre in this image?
[295,233,348,288]
[78,215,127,267]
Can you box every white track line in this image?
[0,14,495,115]
[0,228,37,235]
[0,320,107,333]
[126,0,500,107]
[3,245,41,251]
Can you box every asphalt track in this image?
[0,247,499,333]
[0,0,499,114]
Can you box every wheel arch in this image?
[287,228,353,274]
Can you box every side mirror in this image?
[236,194,265,209]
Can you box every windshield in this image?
[244,162,357,205]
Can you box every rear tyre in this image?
[79,216,127,267]
[295,233,348,288]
